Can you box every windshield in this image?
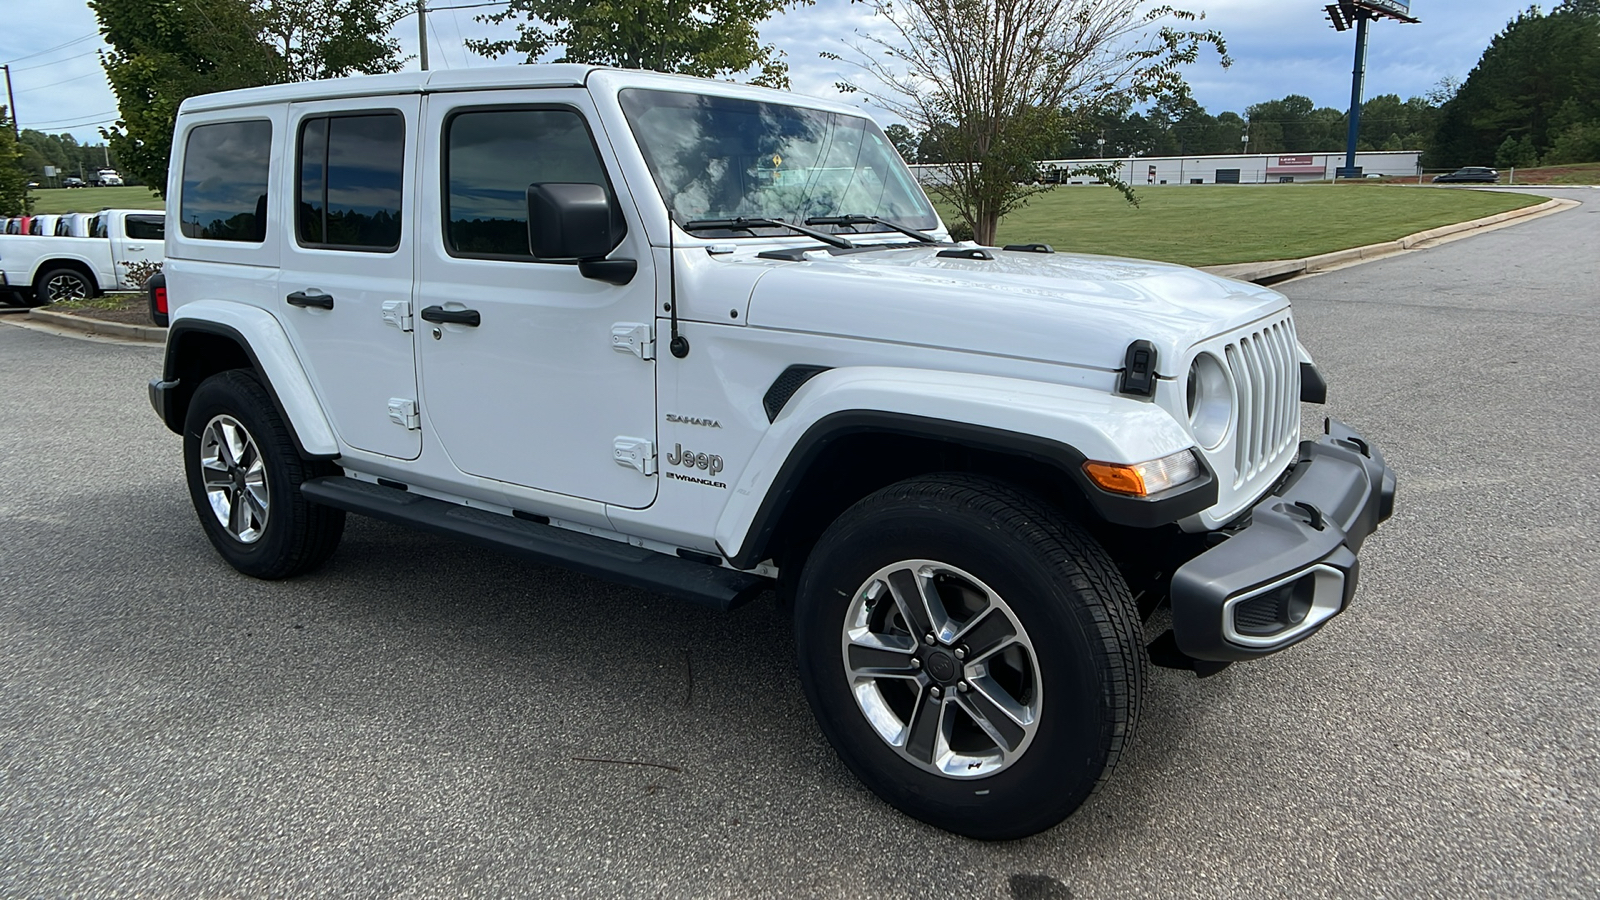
[618,89,938,235]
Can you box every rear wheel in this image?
[35,267,93,306]
[793,475,1145,840]
[183,370,344,579]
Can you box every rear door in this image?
[111,213,166,288]
[277,96,422,460]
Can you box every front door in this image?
[415,90,658,508]
[278,96,422,459]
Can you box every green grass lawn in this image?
[957,183,1546,267]
[1505,161,1600,185]
[27,186,164,215]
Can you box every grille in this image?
[1223,317,1300,488]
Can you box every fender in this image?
[163,300,339,458]
[717,366,1214,568]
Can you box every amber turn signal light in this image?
[1082,450,1201,497]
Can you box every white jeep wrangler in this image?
[149,66,1396,840]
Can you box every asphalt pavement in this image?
[1,189,1596,898]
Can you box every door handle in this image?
[126,245,145,251]
[420,305,481,327]
[286,290,335,310]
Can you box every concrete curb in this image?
[1201,197,1570,284]
[27,308,166,342]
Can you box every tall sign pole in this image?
[1342,11,1369,178]
[1325,2,1419,178]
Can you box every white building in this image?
[911,150,1423,187]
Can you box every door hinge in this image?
[382,300,413,332]
[387,398,420,430]
[613,437,656,475]
[611,322,655,360]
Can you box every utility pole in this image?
[2,64,18,139]
[417,0,429,71]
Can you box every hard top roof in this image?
[175,65,864,118]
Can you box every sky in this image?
[0,0,1544,146]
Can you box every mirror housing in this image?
[526,183,623,260]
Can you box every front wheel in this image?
[793,475,1145,840]
[183,370,344,579]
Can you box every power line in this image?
[23,110,119,130]
[10,48,105,74]
[0,32,97,66]
[13,70,105,95]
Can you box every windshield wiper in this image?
[805,214,939,244]
[682,217,855,250]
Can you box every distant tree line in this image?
[1432,1,1600,168]
[16,130,132,184]
[888,2,1598,170]
[891,87,1451,165]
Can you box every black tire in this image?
[793,475,1145,840]
[34,267,94,306]
[183,370,345,579]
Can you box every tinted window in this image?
[180,120,272,242]
[445,108,609,258]
[126,215,165,241]
[298,112,405,250]
[618,89,937,233]
[55,219,71,236]
[90,215,108,239]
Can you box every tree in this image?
[0,107,30,216]
[1494,134,1538,168]
[1430,6,1600,167]
[92,0,407,193]
[835,1,1227,244]
[884,124,920,163]
[468,0,812,88]
[256,0,406,82]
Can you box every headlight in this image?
[1186,352,1233,449]
[1083,449,1202,497]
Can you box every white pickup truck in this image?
[0,209,165,306]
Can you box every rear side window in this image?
[180,120,272,242]
[444,108,610,259]
[297,112,405,251]
[126,215,165,241]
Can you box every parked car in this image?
[54,213,93,237]
[0,209,166,305]
[1433,166,1499,184]
[148,66,1396,841]
[63,176,88,189]
[4,216,29,235]
[26,215,61,236]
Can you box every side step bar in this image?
[300,476,770,610]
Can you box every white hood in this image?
[740,245,1289,376]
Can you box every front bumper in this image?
[1170,418,1396,661]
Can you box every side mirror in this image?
[526,182,623,260]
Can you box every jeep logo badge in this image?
[665,443,723,476]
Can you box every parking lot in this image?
[1,188,1595,899]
